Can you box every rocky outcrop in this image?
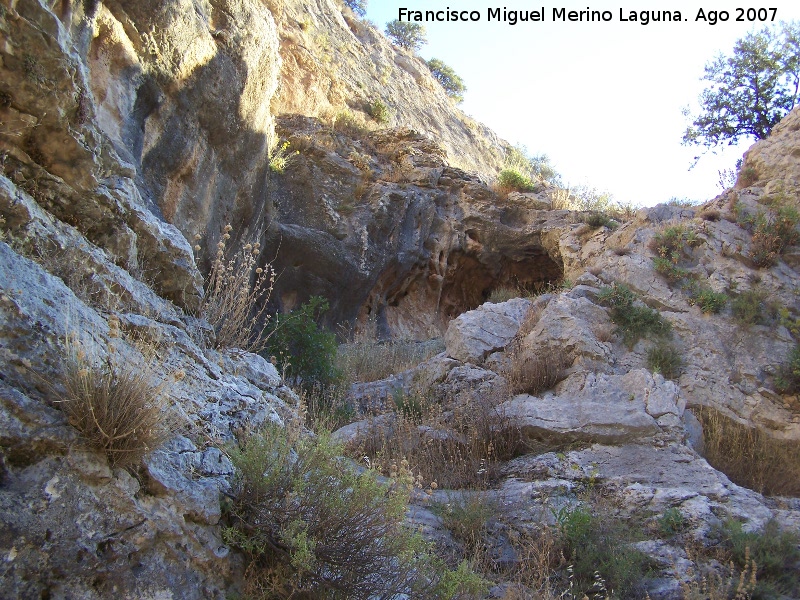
[267,116,571,336]
[0,233,298,597]
[270,0,506,177]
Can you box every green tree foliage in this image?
[344,0,367,17]
[426,58,467,103]
[263,296,340,389]
[385,20,427,51]
[683,22,800,156]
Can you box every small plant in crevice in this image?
[366,98,390,124]
[268,139,298,174]
[647,341,683,380]
[648,223,703,285]
[652,256,690,283]
[658,507,687,538]
[687,284,728,314]
[597,282,671,348]
[735,202,800,268]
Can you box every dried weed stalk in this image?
[195,225,275,353]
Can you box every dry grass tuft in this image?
[56,336,172,468]
[352,388,524,489]
[697,407,800,496]
[507,345,571,396]
[336,338,444,384]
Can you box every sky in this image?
[365,1,800,207]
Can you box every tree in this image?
[426,58,467,103]
[385,20,427,51]
[343,0,367,17]
[683,22,800,157]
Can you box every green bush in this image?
[554,506,649,598]
[432,560,491,599]
[584,212,617,229]
[223,425,437,599]
[263,296,340,389]
[497,169,536,193]
[719,518,800,599]
[775,343,800,394]
[658,508,686,537]
[597,283,671,348]
[651,257,690,283]
[647,342,683,380]
[732,288,772,325]
[426,58,467,103]
[688,285,728,314]
[367,98,390,124]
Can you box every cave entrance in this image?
[358,246,564,340]
[438,250,564,322]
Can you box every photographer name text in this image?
[397,7,778,26]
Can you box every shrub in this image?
[426,58,467,103]
[554,506,649,598]
[698,406,800,496]
[263,296,340,389]
[658,508,686,537]
[738,205,800,267]
[331,109,369,137]
[649,224,702,255]
[353,388,524,489]
[336,337,444,385]
[503,145,562,187]
[195,225,275,353]
[385,20,427,51]
[366,98,390,124]
[432,560,491,599]
[507,345,571,396]
[775,343,800,394]
[597,283,672,347]
[647,342,683,379]
[433,493,496,549]
[731,288,772,325]
[688,285,728,314]
[584,212,617,229]
[224,425,437,599]
[652,256,690,283]
[719,518,800,598]
[497,169,536,193]
[57,336,172,468]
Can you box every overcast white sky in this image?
[365,1,800,206]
